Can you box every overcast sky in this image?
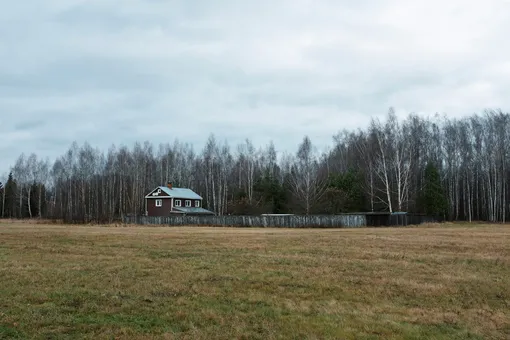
[2,0,510,175]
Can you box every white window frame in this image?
[185,200,191,207]
[155,199,162,207]
[174,199,181,207]
[195,200,200,207]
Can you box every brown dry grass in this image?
[0,221,509,339]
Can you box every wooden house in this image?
[145,182,214,216]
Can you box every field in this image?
[0,222,509,339]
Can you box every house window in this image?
[174,199,181,207]
[155,199,162,207]
[185,200,191,207]
[195,200,200,207]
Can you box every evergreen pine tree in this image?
[323,170,366,213]
[421,162,448,219]
[0,181,3,217]
[254,170,288,214]
[4,172,17,218]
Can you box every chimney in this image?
[167,182,173,190]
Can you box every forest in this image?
[1,109,509,223]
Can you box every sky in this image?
[1,0,510,175]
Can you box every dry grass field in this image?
[0,221,509,339]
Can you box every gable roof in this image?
[145,186,202,200]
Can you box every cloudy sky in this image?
[2,0,510,174]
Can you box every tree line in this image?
[1,108,508,223]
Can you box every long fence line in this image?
[122,214,435,228]
[122,214,366,228]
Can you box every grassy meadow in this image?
[0,221,509,339]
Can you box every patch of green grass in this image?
[395,322,484,340]
[0,324,26,339]
[147,250,203,259]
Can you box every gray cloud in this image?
[13,120,46,131]
[1,0,510,176]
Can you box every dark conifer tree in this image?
[420,162,448,220]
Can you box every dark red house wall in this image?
[147,198,172,216]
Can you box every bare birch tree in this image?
[289,136,327,214]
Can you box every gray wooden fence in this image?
[122,214,367,228]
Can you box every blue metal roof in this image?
[158,186,202,200]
